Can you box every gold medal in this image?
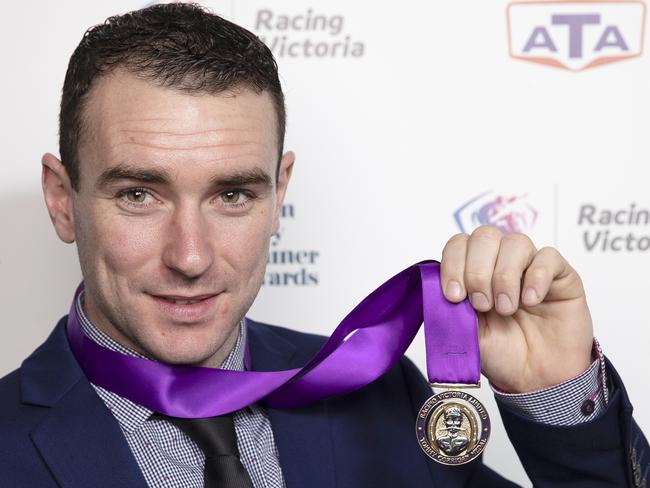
[415,386,490,466]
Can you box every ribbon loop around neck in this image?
[66,260,480,418]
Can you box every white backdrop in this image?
[1,1,648,486]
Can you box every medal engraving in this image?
[416,390,490,465]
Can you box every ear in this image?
[272,150,295,235]
[41,152,76,243]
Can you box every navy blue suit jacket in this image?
[0,316,647,487]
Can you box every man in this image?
[436,407,469,457]
[0,3,646,487]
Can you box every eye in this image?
[220,191,244,204]
[124,189,150,203]
[116,188,156,208]
[218,190,254,208]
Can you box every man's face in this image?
[445,412,462,432]
[45,70,293,367]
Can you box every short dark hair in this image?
[59,3,285,190]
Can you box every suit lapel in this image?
[247,320,336,488]
[21,318,148,488]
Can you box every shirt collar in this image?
[75,290,247,433]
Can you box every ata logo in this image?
[507,0,646,70]
[454,192,538,234]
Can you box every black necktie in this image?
[153,412,254,488]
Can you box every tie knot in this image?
[153,412,239,458]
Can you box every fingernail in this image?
[523,287,538,306]
[496,293,513,314]
[446,281,462,300]
[470,292,490,310]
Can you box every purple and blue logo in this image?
[454,191,539,234]
[507,0,646,71]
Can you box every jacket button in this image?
[581,399,595,416]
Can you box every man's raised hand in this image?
[439,225,594,393]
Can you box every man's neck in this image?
[77,290,243,369]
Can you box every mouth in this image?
[154,294,216,305]
[149,293,220,322]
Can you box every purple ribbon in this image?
[66,260,479,418]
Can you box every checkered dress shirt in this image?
[493,339,609,425]
[76,293,285,488]
[76,292,607,487]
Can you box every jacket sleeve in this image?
[498,358,649,487]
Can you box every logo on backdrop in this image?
[507,0,646,71]
[264,204,320,286]
[253,8,365,58]
[578,202,650,252]
[454,191,538,234]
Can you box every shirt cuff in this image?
[493,339,609,426]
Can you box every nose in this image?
[162,204,214,279]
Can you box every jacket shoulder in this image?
[247,319,328,354]
[0,366,56,483]
[0,318,79,443]
[0,367,21,411]
[0,365,51,431]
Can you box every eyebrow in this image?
[96,164,171,189]
[96,163,273,190]
[209,167,273,189]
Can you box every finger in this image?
[440,233,469,302]
[464,225,503,312]
[521,246,576,306]
[491,232,537,315]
